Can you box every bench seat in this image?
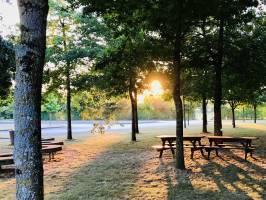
[0,156,14,169]
[42,141,64,145]
[42,145,62,160]
[153,144,204,159]
[204,145,255,160]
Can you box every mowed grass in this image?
[0,121,265,200]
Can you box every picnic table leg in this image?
[215,149,219,156]
[159,150,163,158]
[198,140,205,157]
[190,149,194,159]
[207,150,211,159]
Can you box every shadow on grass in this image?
[45,140,148,200]
[163,149,266,200]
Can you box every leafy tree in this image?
[95,34,155,141]
[45,0,104,139]
[14,0,49,199]
[198,0,258,135]
[0,36,14,101]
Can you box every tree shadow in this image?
[45,140,149,200]
[156,149,266,200]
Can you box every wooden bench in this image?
[0,156,14,170]
[42,141,64,146]
[42,145,62,160]
[152,144,176,158]
[154,135,205,159]
[206,136,257,160]
[0,153,13,157]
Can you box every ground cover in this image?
[0,122,265,200]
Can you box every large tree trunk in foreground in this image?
[14,1,48,199]
[129,87,136,141]
[133,88,139,133]
[202,96,208,133]
[66,67,72,140]
[173,39,185,170]
[214,17,224,136]
[253,104,257,124]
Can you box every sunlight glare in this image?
[150,80,163,96]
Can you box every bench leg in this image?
[244,151,247,161]
[191,149,194,159]
[215,149,219,157]
[159,150,163,158]
[250,150,253,158]
[170,148,175,157]
[200,149,205,157]
[207,150,211,160]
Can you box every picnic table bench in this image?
[205,136,257,160]
[153,135,205,159]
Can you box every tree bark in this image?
[173,38,185,170]
[183,96,186,128]
[253,104,257,124]
[14,1,48,199]
[242,107,245,122]
[133,88,139,133]
[66,66,72,140]
[202,95,208,133]
[61,19,72,140]
[214,16,224,136]
[231,106,236,128]
[187,102,190,126]
[129,83,136,141]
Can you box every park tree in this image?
[14,0,49,199]
[143,0,212,169]
[223,13,266,126]
[45,0,105,139]
[95,34,155,141]
[198,0,258,135]
[182,31,214,133]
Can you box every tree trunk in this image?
[134,88,139,133]
[173,39,185,170]
[253,104,257,124]
[202,95,208,133]
[242,107,245,122]
[14,1,48,199]
[66,66,72,140]
[129,87,136,141]
[231,106,236,128]
[183,96,186,128]
[61,19,72,140]
[214,17,224,136]
[187,102,190,126]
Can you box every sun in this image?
[150,80,163,96]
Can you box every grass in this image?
[0,121,265,200]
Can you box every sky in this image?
[0,0,19,37]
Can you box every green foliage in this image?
[0,36,14,99]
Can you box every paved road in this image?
[0,119,265,140]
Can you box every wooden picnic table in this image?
[154,135,205,159]
[205,136,258,160]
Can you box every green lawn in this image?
[0,121,265,200]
